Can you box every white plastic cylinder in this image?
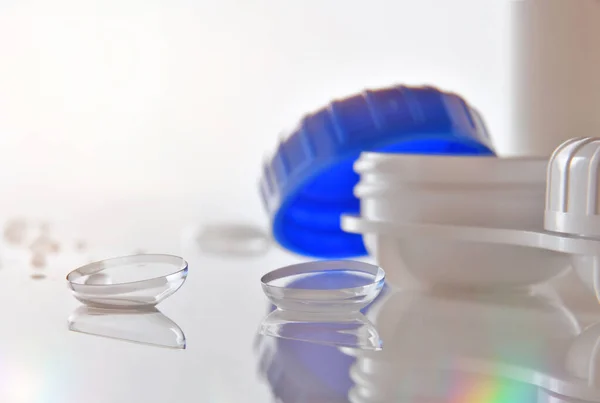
[545,137,600,238]
[511,0,600,157]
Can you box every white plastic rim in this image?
[353,153,548,230]
[342,216,573,289]
[354,152,548,186]
[342,215,600,256]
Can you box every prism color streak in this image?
[447,372,537,403]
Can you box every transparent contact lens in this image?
[261,260,385,313]
[66,254,188,308]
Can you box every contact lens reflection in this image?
[68,306,186,349]
[255,334,357,403]
[259,309,382,351]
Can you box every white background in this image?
[0,0,512,222]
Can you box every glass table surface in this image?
[1,198,600,403]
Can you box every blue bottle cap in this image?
[260,85,495,258]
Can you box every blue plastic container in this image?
[260,85,495,258]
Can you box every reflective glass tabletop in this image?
[1,199,600,403]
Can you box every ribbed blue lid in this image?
[259,85,495,258]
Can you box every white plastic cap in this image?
[545,137,600,238]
